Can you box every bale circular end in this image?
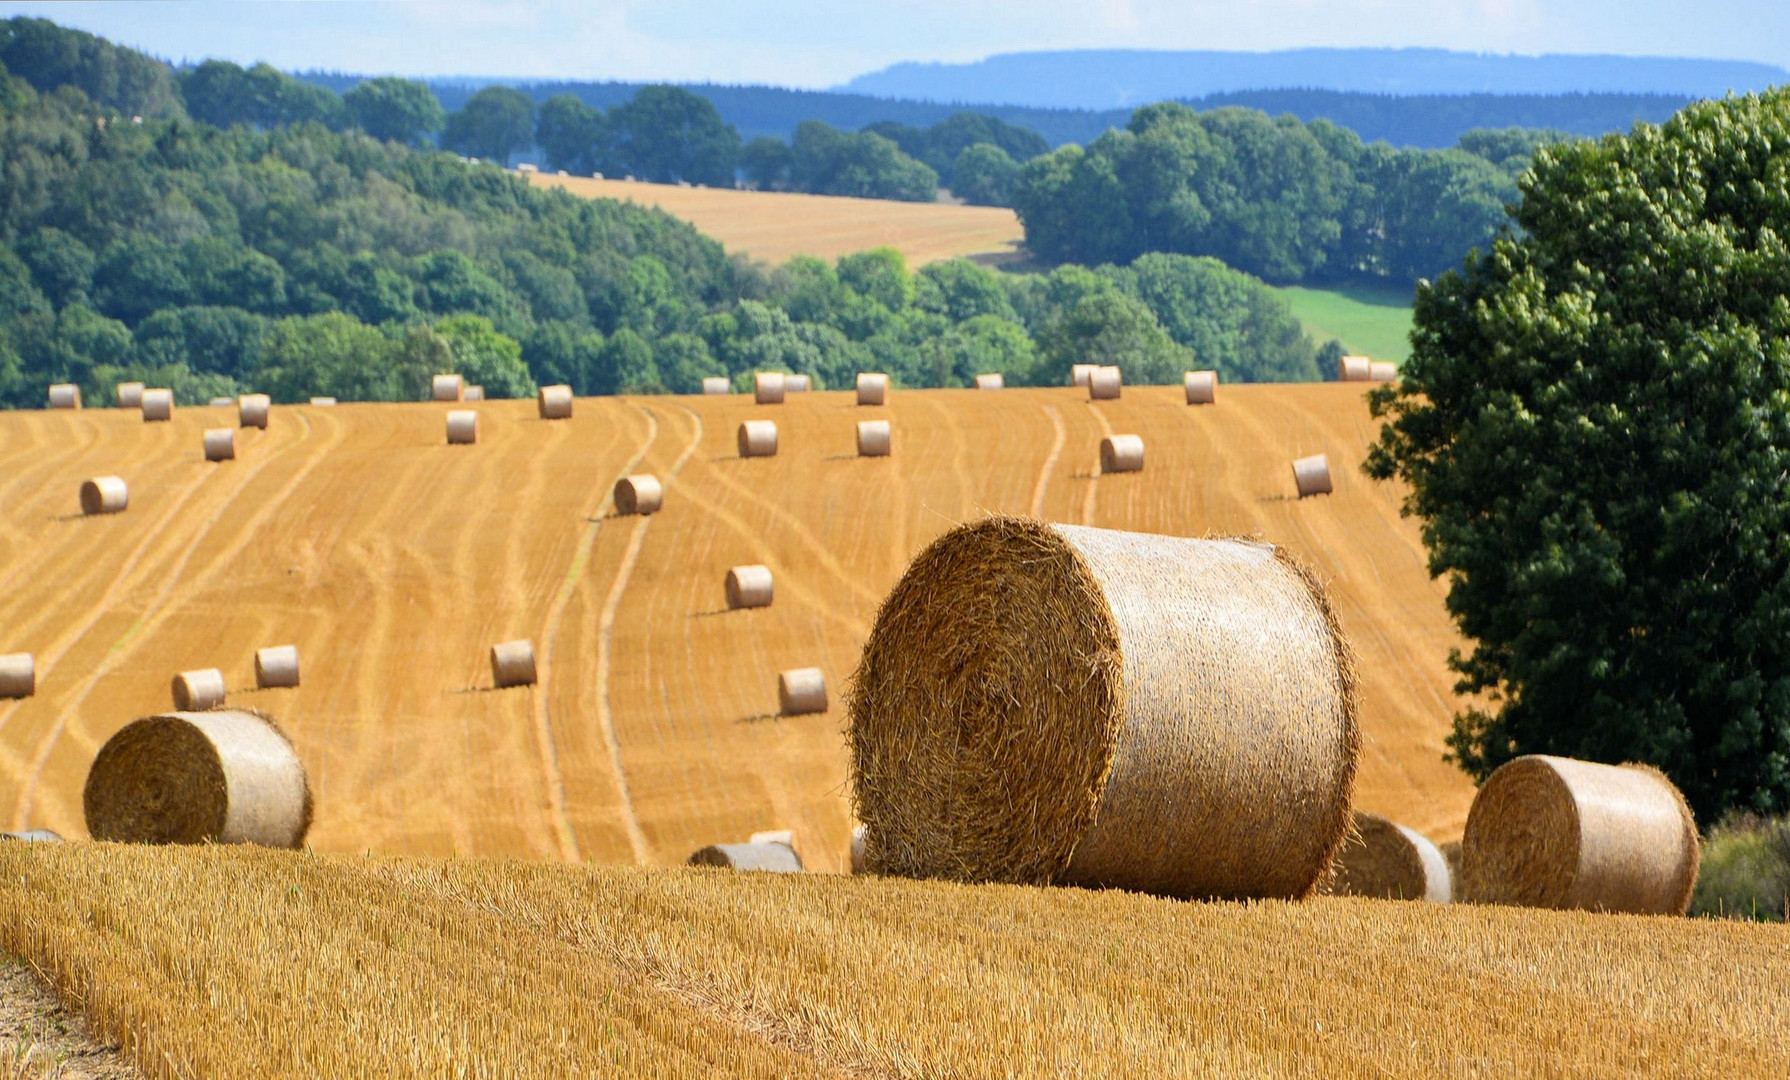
[615,475,664,515]
[116,382,145,409]
[446,410,478,445]
[172,668,227,711]
[1099,434,1144,474]
[687,841,804,872]
[538,384,574,419]
[857,420,892,457]
[1328,811,1452,902]
[856,372,888,405]
[1185,370,1217,405]
[140,388,173,422]
[431,374,464,402]
[83,709,312,848]
[974,373,1003,390]
[202,428,235,462]
[725,565,774,609]
[491,640,537,688]
[1339,356,1372,381]
[701,376,730,395]
[80,476,128,516]
[778,667,827,715]
[1293,454,1333,498]
[254,645,300,689]
[1088,365,1122,400]
[753,372,786,404]
[48,383,81,409]
[238,394,271,429]
[0,653,35,699]
[738,420,778,457]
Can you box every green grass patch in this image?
[1275,281,1416,366]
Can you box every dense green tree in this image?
[1033,289,1190,387]
[522,320,605,395]
[535,93,606,175]
[1110,253,1318,382]
[441,85,535,163]
[654,331,724,394]
[432,314,535,398]
[607,86,738,186]
[864,111,1048,187]
[929,314,1036,387]
[132,305,268,379]
[92,236,191,324]
[253,311,416,403]
[0,17,180,117]
[914,258,1017,323]
[789,121,937,202]
[0,247,49,317]
[837,248,914,313]
[599,327,661,394]
[343,77,443,146]
[180,60,343,131]
[740,136,793,191]
[1364,88,1790,823]
[1456,126,1569,173]
[951,143,1020,206]
[16,227,94,308]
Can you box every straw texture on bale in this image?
[431,374,464,402]
[850,824,867,874]
[687,841,803,873]
[254,646,300,689]
[83,709,312,848]
[309,397,337,407]
[725,564,774,609]
[856,372,888,405]
[116,382,145,409]
[857,420,892,457]
[754,371,785,404]
[785,374,811,393]
[79,476,128,516]
[1088,365,1122,400]
[1071,364,1097,388]
[737,419,778,457]
[1338,356,1372,382]
[445,410,478,445]
[701,376,730,395]
[202,428,235,462]
[1460,755,1699,915]
[48,383,81,409]
[779,667,828,716]
[1441,840,1463,881]
[141,388,173,422]
[1328,811,1452,902]
[171,668,227,712]
[1293,454,1333,498]
[848,517,1359,900]
[614,474,664,515]
[463,385,485,402]
[0,653,34,699]
[1099,434,1144,474]
[0,830,60,842]
[238,394,270,429]
[490,640,537,688]
[537,384,574,419]
[1185,370,1217,405]
[974,373,1003,390]
[1369,362,1397,382]
[208,396,235,408]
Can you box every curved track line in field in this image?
[1028,405,1067,519]
[1083,404,1117,525]
[531,407,660,863]
[591,404,705,866]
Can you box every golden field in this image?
[528,173,1026,267]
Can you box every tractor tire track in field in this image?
[1028,405,1066,519]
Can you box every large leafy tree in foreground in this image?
[1365,89,1790,823]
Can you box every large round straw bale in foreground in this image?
[702,376,730,395]
[1460,755,1699,914]
[1185,370,1217,405]
[1071,364,1097,388]
[687,841,803,873]
[141,388,173,422]
[754,371,785,404]
[172,668,227,711]
[1293,454,1333,498]
[779,667,827,715]
[0,653,34,699]
[538,384,573,419]
[725,564,773,609]
[116,382,145,409]
[254,645,300,689]
[737,419,778,457]
[1338,356,1372,381]
[856,372,888,405]
[974,373,1003,390]
[80,476,128,516]
[202,428,235,462]
[446,410,478,445]
[849,517,1359,900]
[857,420,892,457]
[432,373,464,402]
[614,474,663,515]
[48,383,81,409]
[238,394,270,429]
[83,709,312,848]
[1088,365,1122,400]
[1329,811,1452,902]
[491,640,537,688]
[1099,434,1144,474]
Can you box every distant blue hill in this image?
[839,48,1788,109]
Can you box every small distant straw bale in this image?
[254,646,300,689]
[239,394,270,429]
[1369,362,1397,382]
[0,830,60,842]
[702,376,730,395]
[208,396,234,408]
[491,640,537,688]
[1339,356,1372,381]
[1293,454,1333,498]
[141,388,173,422]
[538,384,573,419]
[687,841,803,872]
[785,374,811,392]
[83,708,312,848]
[1071,364,1097,388]
[614,474,664,515]
[779,667,827,715]
[856,372,888,405]
[309,397,337,407]
[48,383,81,409]
[80,476,128,515]
[1328,811,1452,902]
[1185,370,1217,405]
[725,564,774,609]
[463,385,485,402]
[0,653,34,699]
[1088,365,1122,400]
[754,372,786,404]
[172,668,227,711]
[446,410,478,445]
[1460,754,1699,915]
[738,420,778,457]
[432,374,464,402]
[116,382,145,409]
[974,373,1003,390]
[1100,434,1144,474]
[202,428,235,462]
[857,420,892,457]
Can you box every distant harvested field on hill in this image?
[530,173,1026,267]
[1275,282,1417,366]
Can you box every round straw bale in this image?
[1185,370,1217,405]
[0,653,34,699]
[463,384,485,402]
[446,409,478,445]
[754,371,785,404]
[141,388,173,422]
[614,474,664,515]
[48,383,81,409]
[737,419,778,457]
[538,384,574,419]
[309,397,337,407]
[725,564,774,609]
[1440,839,1463,881]
[1099,434,1144,474]
[1293,454,1333,498]
[856,372,888,405]
[849,517,1359,900]
[116,382,145,409]
[974,373,1004,390]
[491,639,537,688]
[1,830,60,843]
[79,476,128,516]
[850,824,867,873]
[687,841,803,872]
[238,393,270,429]
[1088,365,1122,400]
[779,667,827,716]
[1071,363,1097,388]
[432,373,464,402]
[1329,811,1452,902]
[749,829,794,846]
[171,668,227,711]
[83,708,312,848]
[208,396,234,408]
[1369,361,1397,382]
[1338,355,1372,381]
[857,419,892,457]
[785,374,811,393]
[254,645,300,689]
[1459,755,1699,914]
[202,428,235,462]
[702,376,730,395]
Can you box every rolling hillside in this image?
[0,385,1472,871]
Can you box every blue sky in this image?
[3,1,1785,88]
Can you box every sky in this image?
[3,1,1785,88]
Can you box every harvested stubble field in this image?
[528,173,1026,267]
[0,386,1473,867]
[2,841,1786,1078]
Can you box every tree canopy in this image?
[344,77,444,146]
[441,85,535,163]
